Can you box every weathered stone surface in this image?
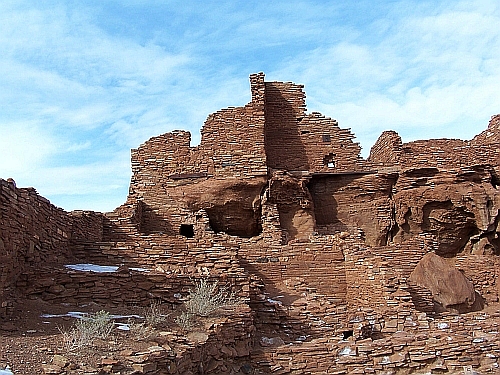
[391,166,500,256]
[409,252,476,311]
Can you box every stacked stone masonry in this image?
[1,73,500,374]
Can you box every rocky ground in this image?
[0,299,184,375]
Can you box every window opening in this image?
[180,224,194,238]
[342,330,353,340]
[323,153,335,168]
[322,134,331,143]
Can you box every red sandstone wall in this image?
[0,179,70,313]
[0,180,71,264]
[130,130,199,192]
[264,81,368,174]
[0,179,105,315]
[126,74,269,237]
[299,113,367,173]
[70,210,104,242]
[369,114,500,173]
[471,114,500,176]
[129,73,268,201]
[368,130,403,166]
[308,172,397,246]
[200,72,268,179]
[264,81,308,171]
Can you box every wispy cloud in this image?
[0,122,58,176]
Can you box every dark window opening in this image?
[323,153,335,168]
[301,130,310,135]
[206,205,262,238]
[180,224,194,238]
[322,134,331,143]
[342,330,353,340]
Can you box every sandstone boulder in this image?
[409,252,476,312]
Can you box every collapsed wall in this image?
[1,73,500,374]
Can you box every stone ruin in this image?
[1,72,500,374]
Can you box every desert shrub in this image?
[128,319,156,341]
[174,311,194,331]
[144,299,168,327]
[128,300,169,340]
[184,279,239,317]
[60,310,114,351]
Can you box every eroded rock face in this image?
[392,166,500,256]
[308,173,397,246]
[409,252,476,312]
[185,177,267,238]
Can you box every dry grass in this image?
[59,310,114,351]
[174,279,240,331]
[144,299,168,327]
[174,311,194,331]
[185,279,239,317]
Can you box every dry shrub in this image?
[60,310,114,351]
[174,279,240,331]
[185,279,239,317]
[128,320,156,341]
[144,299,168,327]
[174,311,194,331]
[128,300,169,340]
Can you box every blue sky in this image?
[1,0,499,212]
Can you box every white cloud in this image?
[65,141,92,152]
[0,123,58,176]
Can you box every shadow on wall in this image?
[206,203,262,238]
[264,83,310,171]
[139,203,174,235]
[307,175,352,233]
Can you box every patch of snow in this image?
[338,347,355,356]
[437,322,449,329]
[260,336,284,346]
[379,356,391,365]
[40,312,86,319]
[266,298,282,305]
[68,311,87,318]
[130,267,149,272]
[115,323,130,331]
[40,312,143,320]
[109,314,143,320]
[65,264,119,273]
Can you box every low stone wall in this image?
[17,266,250,308]
[254,308,500,374]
